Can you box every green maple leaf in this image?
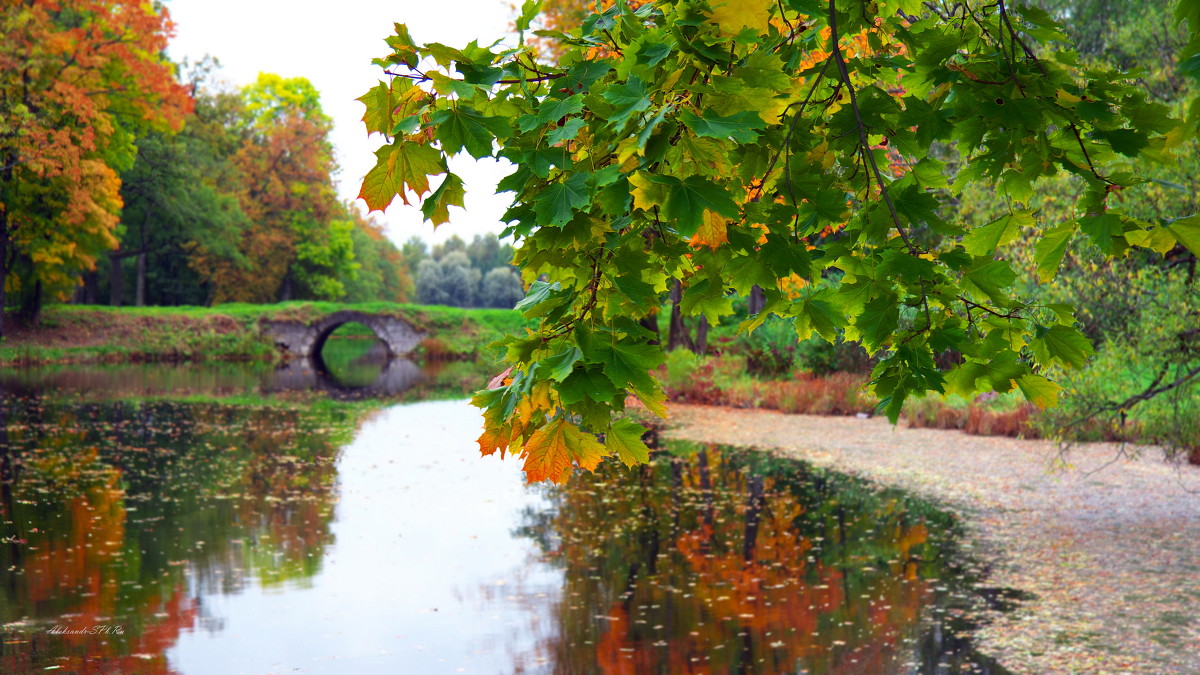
[728,254,777,295]
[652,175,739,236]
[515,280,570,318]
[358,81,394,135]
[793,288,847,342]
[606,418,651,467]
[601,77,652,129]
[963,259,1018,305]
[432,106,510,159]
[1016,373,1062,408]
[1094,128,1149,157]
[547,118,587,144]
[853,293,900,353]
[1166,214,1200,257]
[538,347,583,382]
[359,141,444,211]
[534,95,585,127]
[420,172,465,225]
[679,109,766,143]
[578,326,663,393]
[1031,324,1094,369]
[559,365,619,405]
[533,172,590,227]
[962,211,1033,256]
[1033,223,1076,282]
[680,277,734,325]
[1079,214,1125,255]
[944,351,1027,397]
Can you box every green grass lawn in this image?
[0,302,531,366]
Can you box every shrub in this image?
[756,372,873,416]
[661,349,722,404]
[794,334,873,375]
[736,316,797,376]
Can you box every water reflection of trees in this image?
[514,442,1005,675]
[0,394,362,672]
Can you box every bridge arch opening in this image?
[313,321,390,388]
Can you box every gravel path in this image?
[663,404,1200,674]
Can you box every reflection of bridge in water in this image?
[265,355,424,399]
[259,309,430,399]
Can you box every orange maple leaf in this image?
[520,418,608,484]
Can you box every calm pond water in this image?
[0,339,1013,673]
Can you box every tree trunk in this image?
[72,272,98,304]
[742,474,764,563]
[667,280,691,352]
[639,311,660,346]
[17,277,41,324]
[0,161,11,339]
[278,269,294,302]
[135,251,146,306]
[695,315,709,356]
[83,271,98,304]
[135,210,149,306]
[110,254,123,307]
[0,213,7,340]
[748,285,765,316]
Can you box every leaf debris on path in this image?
[664,404,1200,675]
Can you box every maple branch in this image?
[384,69,566,85]
[1068,123,1113,185]
[921,1,956,22]
[827,0,918,256]
[996,0,1047,75]
[777,0,796,38]
[765,55,834,239]
[957,295,1022,320]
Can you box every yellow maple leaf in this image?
[805,141,835,170]
[630,171,668,211]
[690,209,729,249]
[706,0,772,36]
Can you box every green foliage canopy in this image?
[360,0,1200,482]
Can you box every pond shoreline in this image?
[0,303,526,367]
[663,403,1200,675]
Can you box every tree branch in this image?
[827,0,918,255]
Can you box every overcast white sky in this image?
[165,0,517,246]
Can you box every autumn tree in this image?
[108,63,251,306]
[193,73,354,303]
[342,210,414,303]
[361,0,1200,482]
[0,0,192,332]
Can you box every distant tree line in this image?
[403,234,524,309]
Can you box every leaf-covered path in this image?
[663,404,1200,674]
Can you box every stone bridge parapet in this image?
[261,310,426,358]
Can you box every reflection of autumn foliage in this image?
[2,445,196,674]
[0,397,357,669]
[518,443,968,674]
[234,407,340,585]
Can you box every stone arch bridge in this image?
[261,310,426,359]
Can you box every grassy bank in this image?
[0,302,530,366]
